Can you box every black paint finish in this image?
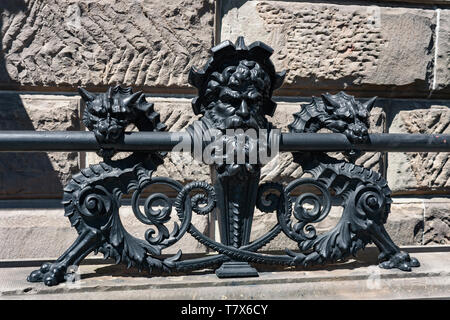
[16,37,439,286]
[0,131,449,152]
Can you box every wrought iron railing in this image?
[1,37,449,286]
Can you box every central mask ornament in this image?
[186,37,287,277]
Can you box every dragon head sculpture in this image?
[289,91,376,143]
[289,91,377,160]
[79,86,166,159]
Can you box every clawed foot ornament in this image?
[27,227,104,286]
[27,262,67,286]
[379,251,420,271]
[27,37,420,286]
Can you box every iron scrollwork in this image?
[287,92,419,271]
[28,37,419,286]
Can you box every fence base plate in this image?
[215,261,259,278]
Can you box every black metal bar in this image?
[0,131,188,152]
[279,133,450,152]
[0,131,449,152]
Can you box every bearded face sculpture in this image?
[201,60,272,131]
[189,37,285,133]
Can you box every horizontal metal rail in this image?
[0,131,449,152]
[279,133,450,152]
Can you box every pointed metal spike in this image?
[248,41,274,56]
[188,67,206,88]
[122,91,142,107]
[363,96,377,111]
[78,87,95,102]
[171,249,182,261]
[273,70,286,90]
[107,86,113,100]
[137,94,146,104]
[321,93,339,108]
[235,36,246,50]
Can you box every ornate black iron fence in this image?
[1,37,449,286]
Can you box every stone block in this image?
[434,9,450,95]
[249,207,344,251]
[0,201,209,260]
[113,205,210,255]
[0,206,77,260]
[0,0,214,90]
[152,98,209,184]
[384,200,424,246]
[423,198,450,245]
[221,1,437,98]
[386,102,450,194]
[0,93,81,199]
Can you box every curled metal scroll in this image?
[77,185,116,218]
[278,178,332,243]
[174,181,216,218]
[354,184,387,223]
[131,177,192,249]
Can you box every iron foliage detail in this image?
[28,38,419,286]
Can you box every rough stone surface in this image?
[386,103,450,194]
[0,0,214,90]
[152,98,209,184]
[0,208,77,260]
[384,202,424,246]
[0,202,209,259]
[424,198,450,245]
[0,93,81,199]
[221,1,438,98]
[434,9,450,95]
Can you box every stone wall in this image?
[0,0,448,260]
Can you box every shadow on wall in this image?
[0,1,65,200]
